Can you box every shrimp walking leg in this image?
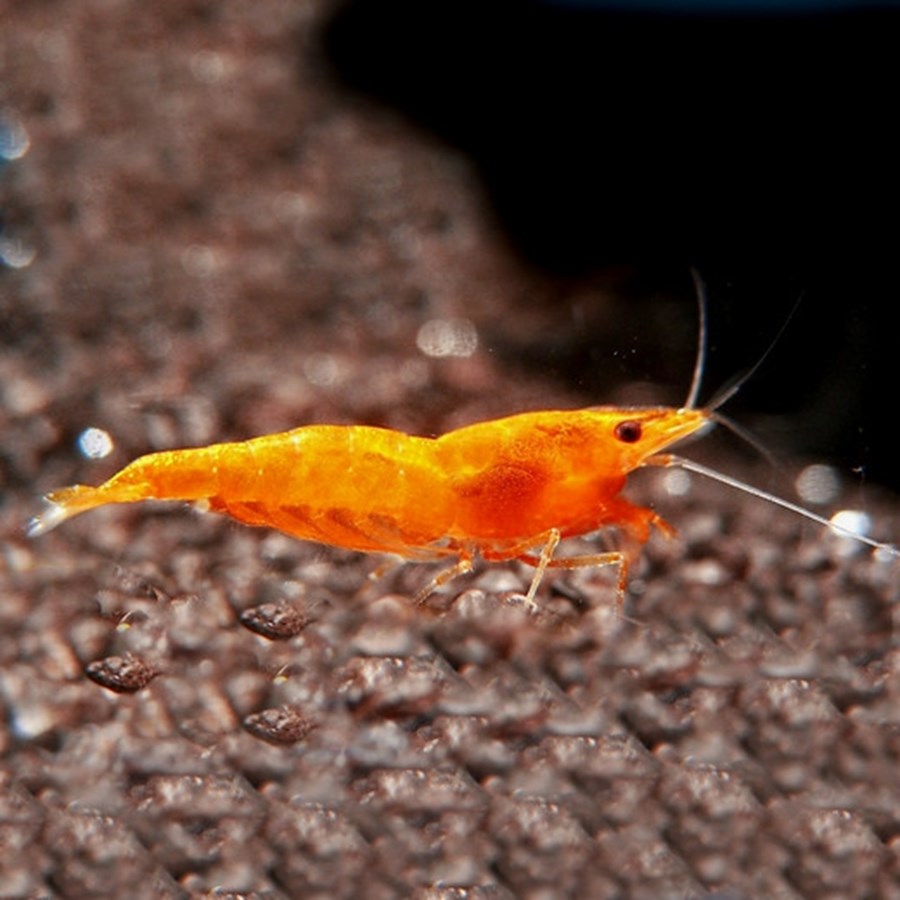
[368,557,404,583]
[522,528,561,610]
[517,547,629,612]
[414,555,475,605]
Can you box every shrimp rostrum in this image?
[28,407,711,608]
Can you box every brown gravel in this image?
[2,2,898,898]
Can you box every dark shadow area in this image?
[322,0,900,491]
[322,0,898,268]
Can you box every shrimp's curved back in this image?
[435,406,708,545]
[30,426,456,557]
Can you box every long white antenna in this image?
[665,454,899,557]
[684,267,708,410]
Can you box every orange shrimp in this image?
[28,278,898,608]
[27,407,708,608]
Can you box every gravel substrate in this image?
[2,3,898,897]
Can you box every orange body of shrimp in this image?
[29,407,709,607]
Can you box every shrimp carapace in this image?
[29,406,710,607]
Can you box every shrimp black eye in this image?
[614,420,642,443]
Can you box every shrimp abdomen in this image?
[231,426,454,554]
[30,425,456,556]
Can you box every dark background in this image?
[324,0,900,492]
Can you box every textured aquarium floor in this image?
[2,2,899,897]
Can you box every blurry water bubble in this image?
[829,509,872,546]
[795,464,840,505]
[190,50,229,83]
[181,244,222,277]
[303,352,340,387]
[662,468,692,497]
[273,190,314,224]
[10,705,53,741]
[0,235,37,269]
[0,113,30,161]
[416,318,478,358]
[77,427,114,460]
[5,376,48,415]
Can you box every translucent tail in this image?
[28,445,219,538]
[27,485,130,537]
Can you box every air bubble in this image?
[190,50,230,83]
[416,318,478,358]
[77,427,114,460]
[181,244,222,277]
[829,509,872,550]
[304,353,340,387]
[795,464,840,505]
[662,469,692,497]
[0,236,36,269]
[0,113,30,161]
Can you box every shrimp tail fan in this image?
[27,486,107,537]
